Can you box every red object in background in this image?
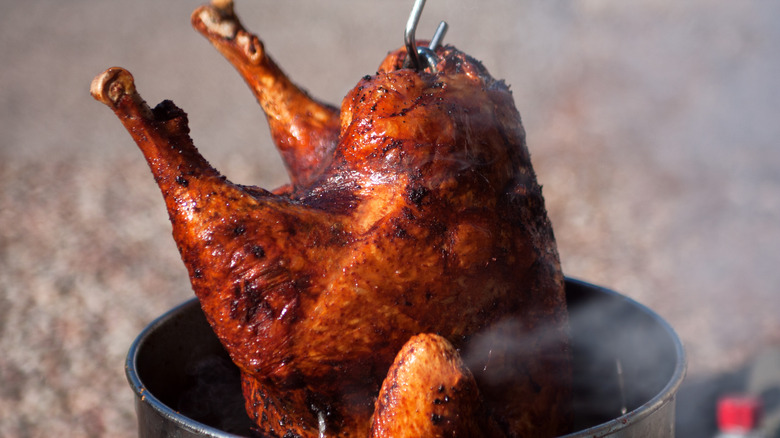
[717,395,763,432]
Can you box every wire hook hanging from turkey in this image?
[404,0,449,73]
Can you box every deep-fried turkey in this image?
[91,1,572,436]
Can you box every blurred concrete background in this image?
[1,0,779,436]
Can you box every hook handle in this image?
[404,0,426,71]
[404,0,449,73]
[429,21,448,51]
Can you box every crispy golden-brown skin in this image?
[91,1,571,436]
[369,333,504,438]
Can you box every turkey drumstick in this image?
[192,1,340,188]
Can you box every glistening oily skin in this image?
[91,0,572,436]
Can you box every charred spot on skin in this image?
[293,276,311,292]
[430,220,448,238]
[381,139,402,155]
[401,206,416,221]
[247,293,271,322]
[233,224,246,236]
[152,100,187,122]
[431,413,444,425]
[250,245,266,259]
[407,184,429,207]
[193,269,203,279]
[393,223,409,239]
[229,284,245,320]
[229,282,268,322]
[175,175,189,187]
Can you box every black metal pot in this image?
[126,279,686,437]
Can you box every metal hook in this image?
[415,47,438,73]
[404,0,426,71]
[429,21,448,51]
[404,0,449,73]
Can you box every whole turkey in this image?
[91,1,572,436]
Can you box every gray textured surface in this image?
[2,1,779,436]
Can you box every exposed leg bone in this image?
[192,0,341,188]
[90,67,220,188]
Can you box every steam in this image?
[461,285,683,427]
[462,315,570,387]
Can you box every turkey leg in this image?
[192,0,340,188]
